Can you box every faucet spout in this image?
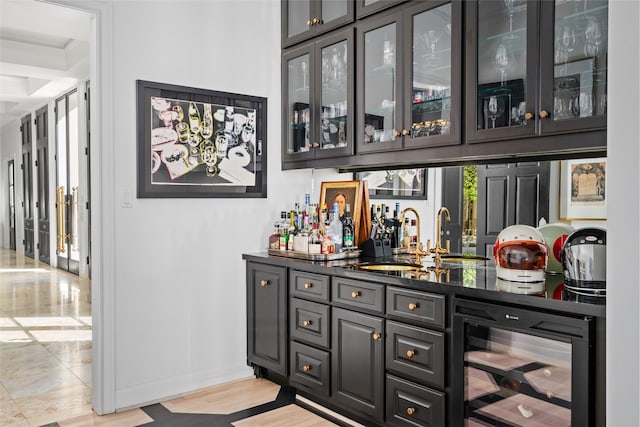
[428,207,452,264]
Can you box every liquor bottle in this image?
[269,216,281,250]
[279,211,289,251]
[309,222,322,254]
[287,211,296,251]
[328,203,343,253]
[342,203,355,250]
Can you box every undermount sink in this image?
[357,262,423,272]
[440,254,490,262]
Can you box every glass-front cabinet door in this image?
[356,0,407,19]
[357,12,403,154]
[539,0,608,134]
[282,30,354,162]
[282,0,354,48]
[466,0,538,143]
[403,1,461,149]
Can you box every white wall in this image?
[0,125,22,250]
[106,0,344,409]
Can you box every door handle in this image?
[71,187,79,251]
[56,186,67,253]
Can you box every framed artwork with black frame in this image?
[355,169,427,200]
[136,80,267,198]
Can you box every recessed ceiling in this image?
[0,0,91,131]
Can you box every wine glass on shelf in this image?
[301,60,308,89]
[422,30,443,67]
[487,95,505,129]
[584,15,603,56]
[556,23,576,73]
[494,43,509,86]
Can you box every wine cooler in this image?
[452,299,594,427]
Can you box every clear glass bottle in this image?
[329,203,343,253]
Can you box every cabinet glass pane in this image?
[322,0,347,23]
[320,40,348,150]
[411,4,452,139]
[477,1,527,130]
[363,23,397,145]
[288,0,311,38]
[287,53,311,154]
[464,325,572,425]
[553,0,607,121]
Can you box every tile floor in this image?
[0,249,345,426]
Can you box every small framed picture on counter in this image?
[319,180,364,244]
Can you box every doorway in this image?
[7,159,16,250]
[55,90,81,274]
[21,114,34,258]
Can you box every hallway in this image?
[0,248,347,427]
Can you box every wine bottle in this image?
[188,102,201,135]
[342,203,355,250]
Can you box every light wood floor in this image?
[0,249,345,426]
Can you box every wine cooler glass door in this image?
[453,299,594,426]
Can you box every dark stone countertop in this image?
[243,252,606,318]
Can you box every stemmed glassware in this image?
[494,43,509,86]
[556,22,576,73]
[301,60,308,88]
[422,30,442,67]
[584,16,603,56]
[487,95,505,129]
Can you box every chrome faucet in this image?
[400,207,428,264]
[427,207,451,264]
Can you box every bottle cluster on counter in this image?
[269,194,356,255]
[369,202,417,251]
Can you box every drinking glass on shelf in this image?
[556,23,576,72]
[495,43,509,86]
[422,30,442,66]
[301,60,308,88]
[487,95,505,129]
[584,16,603,56]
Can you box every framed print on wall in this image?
[559,157,607,220]
[136,80,267,198]
[355,169,427,200]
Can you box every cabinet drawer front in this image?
[386,287,445,329]
[290,270,330,302]
[290,341,330,396]
[290,298,330,348]
[386,374,445,427]
[332,278,384,314]
[386,321,444,389]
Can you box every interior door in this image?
[35,105,50,264]
[440,166,464,254]
[55,91,80,274]
[21,114,34,259]
[476,162,550,257]
[7,159,16,250]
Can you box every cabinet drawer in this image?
[386,321,444,389]
[290,341,330,396]
[386,374,445,427]
[332,278,384,314]
[386,287,445,329]
[290,298,330,348]
[290,270,330,302]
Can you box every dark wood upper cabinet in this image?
[465,0,608,143]
[282,0,355,48]
[356,0,408,19]
[357,1,462,155]
[282,29,355,163]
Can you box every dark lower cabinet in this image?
[290,341,331,396]
[332,307,384,423]
[386,374,445,427]
[246,262,288,376]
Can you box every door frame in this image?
[44,0,116,415]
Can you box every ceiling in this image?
[0,0,91,131]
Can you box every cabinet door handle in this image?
[260,280,269,287]
[312,142,320,148]
[372,332,382,341]
[402,129,410,136]
[539,110,550,118]
[393,130,401,137]
[525,112,534,120]
[351,290,361,298]
[312,17,321,25]
[408,302,418,311]
[406,349,415,358]
[303,364,311,371]
[304,282,313,289]
[306,19,312,26]
[303,320,312,327]
[406,407,416,416]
